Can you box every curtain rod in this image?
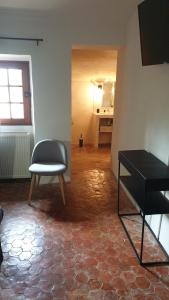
[0,37,44,46]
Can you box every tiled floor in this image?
[0,146,169,299]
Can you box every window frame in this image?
[0,61,32,126]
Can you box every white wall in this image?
[72,81,94,145]
[112,11,169,253]
[0,7,127,179]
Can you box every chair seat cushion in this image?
[29,162,66,175]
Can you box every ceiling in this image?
[0,0,65,10]
[0,0,139,15]
[72,49,117,82]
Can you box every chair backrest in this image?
[31,139,68,166]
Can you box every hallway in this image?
[0,146,169,299]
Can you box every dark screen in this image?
[138,0,168,66]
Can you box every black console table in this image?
[118,150,169,266]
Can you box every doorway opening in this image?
[71,46,118,166]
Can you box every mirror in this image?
[102,81,114,107]
[92,80,115,113]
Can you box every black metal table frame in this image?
[118,160,169,267]
[0,208,3,265]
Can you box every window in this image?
[0,61,32,125]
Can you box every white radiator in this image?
[0,133,31,179]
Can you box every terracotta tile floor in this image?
[0,146,169,299]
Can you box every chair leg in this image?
[28,174,36,205]
[58,174,66,205]
[36,175,41,187]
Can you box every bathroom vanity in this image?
[93,113,113,148]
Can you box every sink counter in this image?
[94,112,114,118]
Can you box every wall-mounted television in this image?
[138,0,169,66]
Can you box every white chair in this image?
[28,139,68,205]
